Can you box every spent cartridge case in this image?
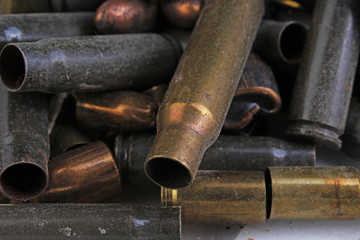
[0,204,181,240]
[0,34,181,93]
[0,12,95,49]
[0,85,49,201]
[116,134,315,187]
[145,0,265,188]
[286,0,360,149]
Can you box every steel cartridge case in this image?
[253,20,307,65]
[144,0,265,188]
[0,34,181,93]
[162,170,267,224]
[95,0,157,34]
[0,204,181,240]
[116,134,315,187]
[0,12,95,49]
[286,0,360,149]
[34,142,121,203]
[268,166,360,220]
[0,85,49,201]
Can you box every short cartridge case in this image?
[144,0,265,188]
[0,34,181,93]
[286,0,360,149]
[268,166,360,220]
[161,170,266,224]
[0,12,95,49]
[0,85,49,201]
[0,204,181,240]
[34,142,121,203]
[116,134,315,187]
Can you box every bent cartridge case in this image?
[51,0,106,11]
[74,90,160,132]
[34,142,121,203]
[0,12,95,49]
[0,0,50,14]
[116,134,315,187]
[0,204,181,240]
[341,98,360,159]
[224,53,281,130]
[162,171,266,224]
[0,85,49,201]
[0,34,181,93]
[286,0,360,149]
[95,0,157,34]
[253,20,307,65]
[160,0,206,28]
[144,0,265,188]
[269,166,360,220]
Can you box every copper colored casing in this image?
[144,0,265,189]
[162,170,266,224]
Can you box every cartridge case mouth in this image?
[0,44,26,91]
[0,162,47,201]
[279,22,307,64]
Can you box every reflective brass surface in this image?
[162,170,266,224]
[269,166,360,220]
[145,0,265,188]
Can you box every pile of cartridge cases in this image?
[0,0,360,239]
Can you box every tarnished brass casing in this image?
[162,171,266,224]
[269,166,360,220]
[145,0,265,188]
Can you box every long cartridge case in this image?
[34,142,121,203]
[286,0,360,149]
[0,34,181,93]
[144,0,265,188]
[253,20,307,65]
[95,0,157,34]
[0,85,49,201]
[162,170,267,224]
[0,204,181,240]
[0,12,95,49]
[269,166,360,220]
[116,134,315,187]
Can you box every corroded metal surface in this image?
[269,166,360,220]
[162,170,266,224]
[0,204,181,240]
[0,34,182,93]
[286,0,360,149]
[144,0,265,189]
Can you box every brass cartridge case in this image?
[95,0,157,34]
[0,34,181,93]
[269,166,360,220]
[160,0,206,28]
[161,170,266,224]
[0,204,181,240]
[145,0,265,188]
[33,142,121,203]
[224,53,281,130]
[286,0,360,149]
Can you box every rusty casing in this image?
[0,34,181,93]
[0,85,49,201]
[341,98,360,159]
[286,0,360,149]
[144,0,265,188]
[160,0,206,28]
[269,166,360,220]
[253,19,307,65]
[0,12,95,49]
[224,53,281,130]
[95,0,157,34]
[0,0,50,14]
[162,170,266,224]
[116,133,315,187]
[0,204,181,240]
[33,142,121,203]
